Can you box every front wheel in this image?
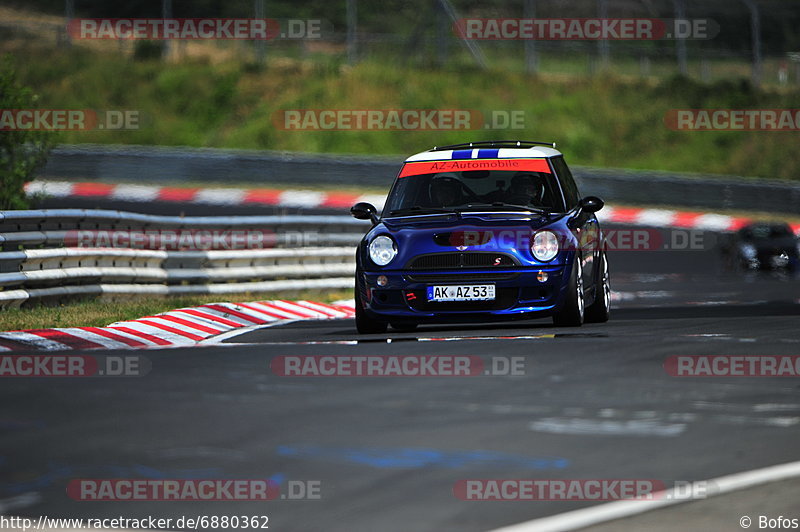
[585,250,610,323]
[355,284,387,334]
[552,258,584,327]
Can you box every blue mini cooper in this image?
[350,140,610,333]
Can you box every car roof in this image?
[405,146,563,163]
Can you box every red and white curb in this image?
[25,180,800,234]
[0,299,356,352]
[599,206,800,234]
[25,180,386,210]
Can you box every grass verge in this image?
[3,18,800,182]
[0,289,353,331]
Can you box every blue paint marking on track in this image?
[276,445,568,470]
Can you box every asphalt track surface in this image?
[2,199,800,531]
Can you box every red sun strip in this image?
[399,158,551,178]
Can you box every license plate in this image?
[426,284,495,302]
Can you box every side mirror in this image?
[579,196,604,214]
[350,202,378,224]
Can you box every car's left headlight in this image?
[369,235,397,266]
[531,230,559,262]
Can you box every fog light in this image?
[537,271,548,282]
[377,275,389,287]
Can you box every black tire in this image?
[552,258,584,327]
[390,322,418,332]
[355,284,387,334]
[584,250,610,323]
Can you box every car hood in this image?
[747,236,800,255]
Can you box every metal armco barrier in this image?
[42,144,800,214]
[0,209,368,308]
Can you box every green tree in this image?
[0,55,53,210]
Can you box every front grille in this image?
[406,252,517,270]
[405,272,520,283]
[409,253,460,270]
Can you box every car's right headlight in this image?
[531,230,559,262]
[740,243,757,259]
[368,235,397,266]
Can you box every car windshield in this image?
[743,224,794,239]
[384,168,563,216]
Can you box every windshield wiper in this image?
[461,202,550,213]
[388,206,459,216]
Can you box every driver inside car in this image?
[505,172,544,206]
[429,174,464,207]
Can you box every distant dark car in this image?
[723,222,800,272]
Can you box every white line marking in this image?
[529,418,687,437]
[486,460,800,532]
[0,492,41,513]
[200,319,300,344]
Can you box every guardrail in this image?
[42,144,800,214]
[0,209,368,308]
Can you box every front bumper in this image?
[358,266,568,322]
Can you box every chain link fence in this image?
[8,0,800,87]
